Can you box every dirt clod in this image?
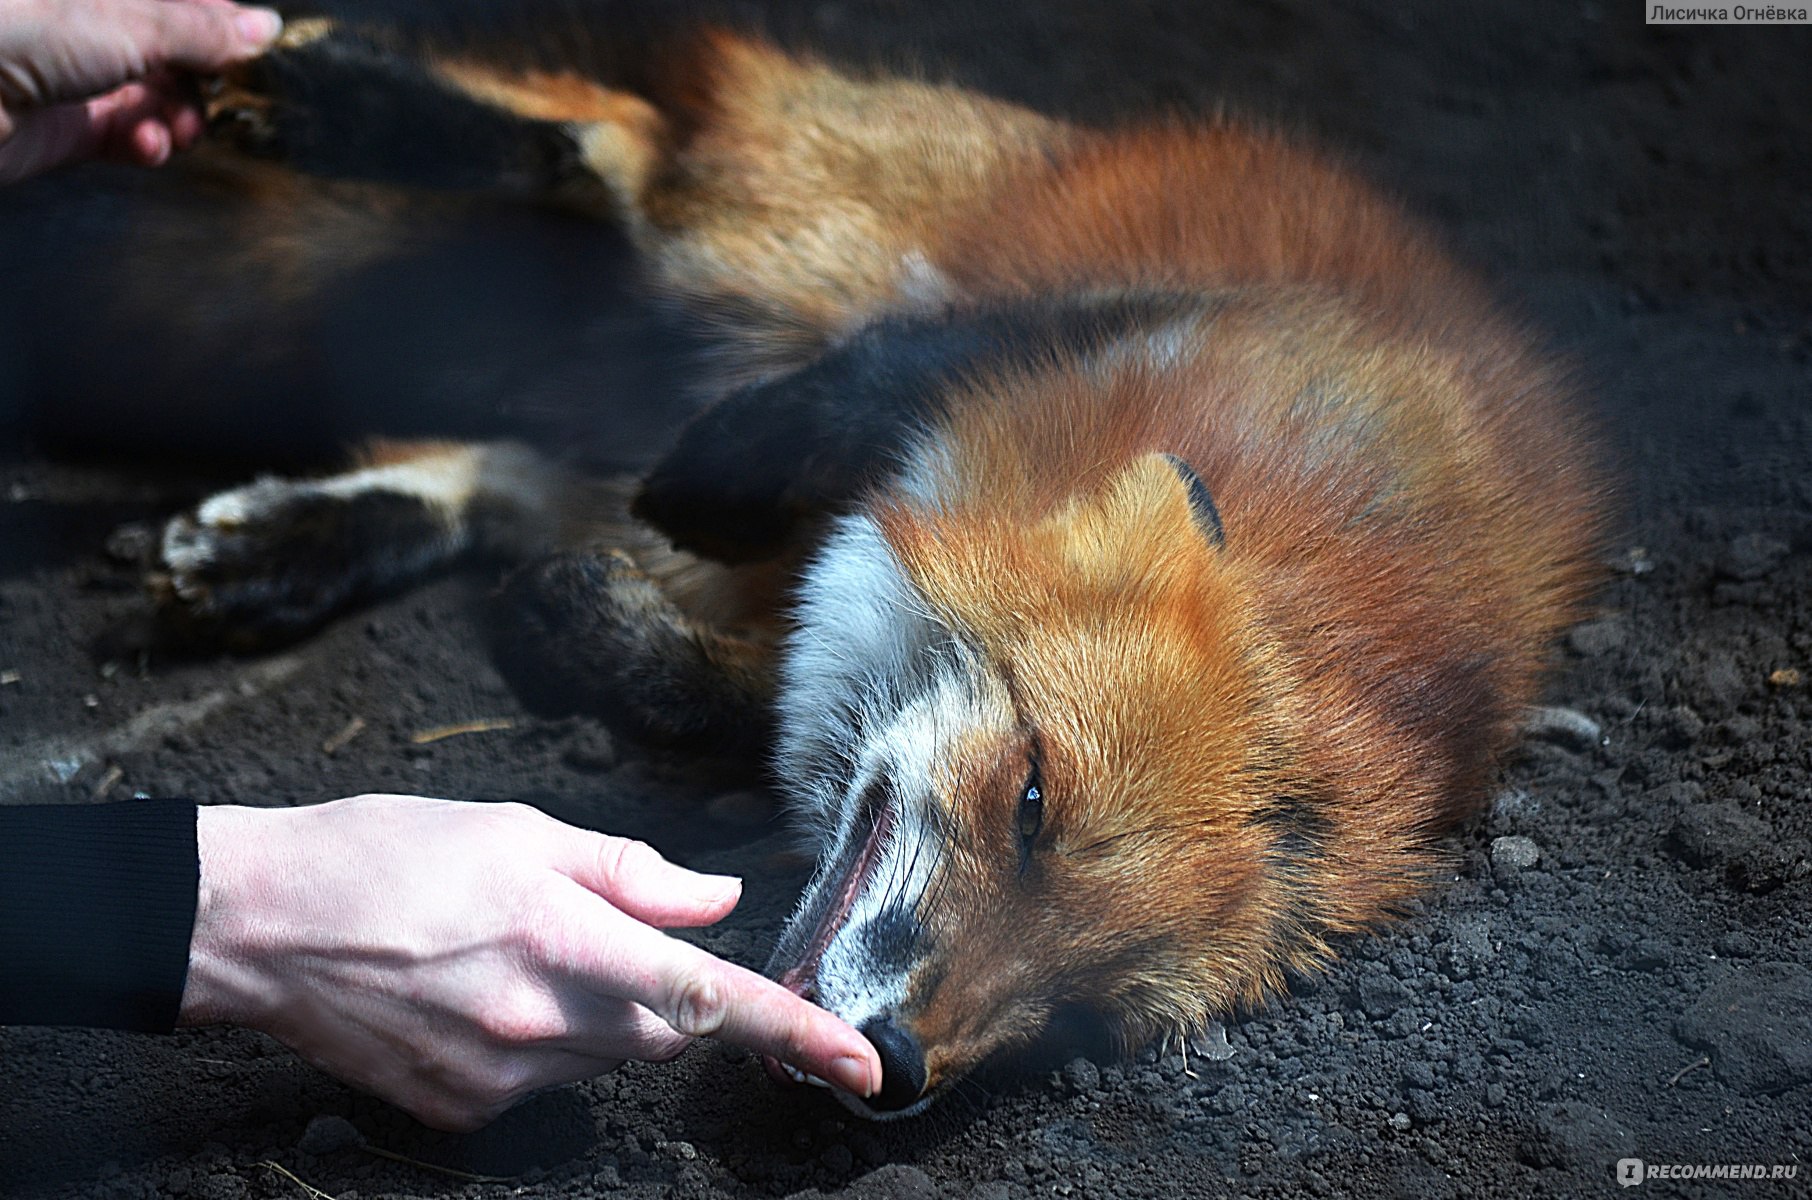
[1677,964,1812,1096]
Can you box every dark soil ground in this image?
[3,0,1810,1196]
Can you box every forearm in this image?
[0,799,199,1031]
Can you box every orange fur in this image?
[624,37,1596,1083]
[421,26,1603,1089]
[179,24,1606,1104]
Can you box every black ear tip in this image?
[1159,453,1225,548]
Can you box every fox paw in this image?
[203,74,281,153]
[493,550,767,749]
[146,478,459,650]
[203,17,340,155]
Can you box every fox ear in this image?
[1157,454,1226,548]
[1052,453,1227,574]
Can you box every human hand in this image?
[179,795,881,1131]
[0,0,283,184]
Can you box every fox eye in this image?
[1016,769,1044,874]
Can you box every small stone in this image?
[1188,1021,1236,1062]
[1490,836,1541,875]
[1567,618,1627,657]
[1768,667,1801,689]
[1404,1086,1445,1124]
[297,1115,364,1155]
[104,521,156,563]
[1388,1112,1412,1132]
[1608,545,1655,576]
[1677,963,1812,1095]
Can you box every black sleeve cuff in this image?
[0,799,200,1032]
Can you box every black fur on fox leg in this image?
[635,293,1201,564]
[490,550,775,755]
[210,24,590,197]
[151,489,466,652]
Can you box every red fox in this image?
[132,13,1605,1117]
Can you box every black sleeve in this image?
[0,799,199,1032]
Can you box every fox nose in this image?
[859,1016,928,1111]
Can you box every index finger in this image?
[580,902,880,1098]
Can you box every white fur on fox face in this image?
[810,662,1001,1025]
[776,513,948,839]
[774,510,1011,1027]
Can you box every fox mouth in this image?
[762,781,896,1088]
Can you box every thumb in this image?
[135,1,284,74]
[564,834,743,929]
[0,1,285,114]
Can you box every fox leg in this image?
[213,17,1065,371]
[146,439,565,650]
[487,466,795,745]
[179,19,1061,736]
[143,433,782,744]
[201,16,612,205]
[492,547,787,751]
[412,30,1062,741]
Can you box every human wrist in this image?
[178,804,291,1030]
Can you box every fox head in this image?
[767,447,1337,1117]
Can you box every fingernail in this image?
[829,1054,876,1097]
[139,123,171,166]
[236,7,284,49]
[703,873,741,902]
